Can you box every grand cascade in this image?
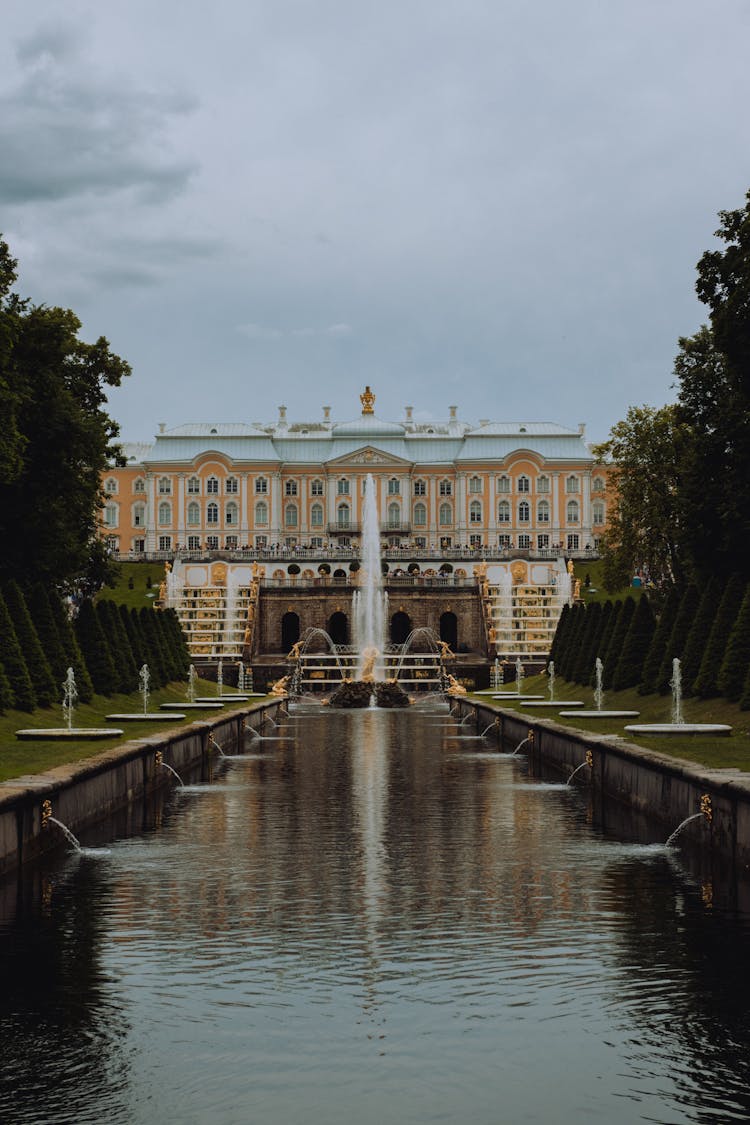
[101,388,609,680]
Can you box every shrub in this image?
[3,580,57,707]
[0,592,35,711]
[693,575,746,698]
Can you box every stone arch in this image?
[439,611,458,650]
[390,610,412,645]
[328,611,349,645]
[281,611,300,652]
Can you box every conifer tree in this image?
[588,601,614,686]
[26,583,68,684]
[548,603,570,670]
[97,600,139,693]
[0,592,36,711]
[560,603,585,681]
[0,661,13,712]
[594,600,621,687]
[566,603,591,684]
[693,574,746,697]
[639,586,681,696]
[121,605,146,668]
[679,578,722,696]
[717,583,750,702]
[3,580,57,707]
[155,610,181,682]
[603,598,635,689]
[738,660,750,711]
[75,599,118,695]
[655,584,700,694]
[612,595,656,691]
[572,602,602,684]
[47,591,94,702]
[163,608,190,678]
[138,608,168,686]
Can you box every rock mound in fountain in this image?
[329,680,410,708]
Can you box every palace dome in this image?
[331,415,406,438]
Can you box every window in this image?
[518,501,530,522]
[158,535,172,551]
[206,535,219,550]
[339,537,351,549]
[255,501,268,525]
[255,535,267,548]
[518,534,531,549]
[439,502,452,525]
[104,477,118,494]
[133,477,146,494]
[537,533,550,549]
[498,534,511,549]
[469,500,482,523]
[226,477,238,494]
[226,501,238,526]
[158,502,171,526]
[285,504,298,527]
[254,478,268,495]
[565,475,580,494]
[187,476,200,494]
[415,536,427,549]
[439,479,452,496]
[537,475,550,494]
[414,479,426,496]
[285,480,298,496]
[187,502,200,526]
[337,478,350,495]
[567,534,580,551]
[537,500,550,523]
[413,503,427,527]
[387,502,401,528]
[311,503,324,527]
[469,476,482,493]
[311,479,324,496]
[566,500,579,523]
[593,500,605,526]
[498,500,511,523]
[207,477,219,495]
[310,536,323,548]
[518,475,530,493]
[132,538,145,553]
[133,503,146,528]
[207,502,219,525]
[439,536,452,549]
[469,534,482,547]
[104,502,118,527]
[225,535,238,549]
[388,478,400,495]
[187,535,201,550]
[592,476,605,492]
[497,475,511,493]
[336,503,350,528]
[158,476,172,495]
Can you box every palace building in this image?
[103,387,607,557]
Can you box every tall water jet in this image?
[353,473,386,681]
[593,657,604,711]
[547,661,555,701]
[670,658,684,725]
[515,658,524,696]
[139,664,150,716]
[62,667,78,731]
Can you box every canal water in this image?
[2,703,750,1124]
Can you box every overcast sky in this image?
[2,0,749,444]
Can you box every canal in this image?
[2,702,750,1124]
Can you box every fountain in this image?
[548,660,555,701]
[567,749,594,786]
[195,657,250,703]
[108,663,187,722]
[559,656,639,720]
[625,658,731,736]
[510,730,534,755]
[155,750,184,787]
[162,663,224,711]
[666,794,713,846]
[41,800,81,851]
[16,668,124,740]
[491,658,544,703]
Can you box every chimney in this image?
[158,422,166,434]
[278,405,287,424]
[405,405,413,422]
[449,405,457,420]
[323,405,331,422]
[578,422,586,436]
[479,419,490,427]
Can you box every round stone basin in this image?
[162,702,225,710]
[560,710,641,718]
[624,723,732,737]
[16,728,124,740]
[492,694,545,701]
[106,713,186,722]
[193,697,228,705]
[521,700,585,708]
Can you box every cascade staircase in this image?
[486,581,566,663]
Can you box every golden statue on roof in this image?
[360,386,375,415]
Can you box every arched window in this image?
[390,611,412,644]
[593,500,605,526]
[498,500,510,523]
[388,478,400,495]
[337,478,350,495]
[328,611,348,645]
[413,502,427,527]
[537,475,550,494]
[255,501,268,525]
[187,502,200,526]
[158,501,171,526]
[387,502,401,528]
[281,612,300,651]
[566,500,579,523]
[207,502,219,525]
[469,475,482,494]
[439,502,452,525]
[565,475,579,494]
[469,500,482,523]
[158,476,172,494]
[439,479,452,496]
[104,477,118,494]
[285,504,298,527]
[336,503,350,528]
[133,477,146,494]
[206,476,219,495]
[518,500,530,522]
[517,475,530,493]
[439,611,458,649]
[537,499,550,523]
[187,476,200,494]
[133,503,146,528]
[311,479,324,496]
[311,503,324,527]
[226,501,238,526]
[104,502,118,527]
[225,476,238,494]
[497,475,511,493]
[592,476,605,492]
[255,477,268,494]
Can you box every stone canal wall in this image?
[0,701,286,876]
[453,698,750,870]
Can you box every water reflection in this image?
[1,706,750,1124]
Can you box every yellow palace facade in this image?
[101,389,608,558]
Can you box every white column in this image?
[430,477,438,544]
[177,474,185,546]
[456,472,466,543]
[271,472,282,541]
[240,473,249,545]
[146,473,157,551]
[552,472,561,550]
[582,472,592,546]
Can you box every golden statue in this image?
[473,562,488,579]
[360,385,375,415]
[567,559,575,576]
[269,675,289,696]
[438,640,454,659]
[288,641,303,660]
[359,646,378,682]
[574,578,581,599]
[446,674,467,696]
[164,560,172,574]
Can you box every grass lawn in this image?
[572,558,646,605]
[96,560,165,611]
[470,673,750,772]
[0,679,268,784]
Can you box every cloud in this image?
[237,322,354,341]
